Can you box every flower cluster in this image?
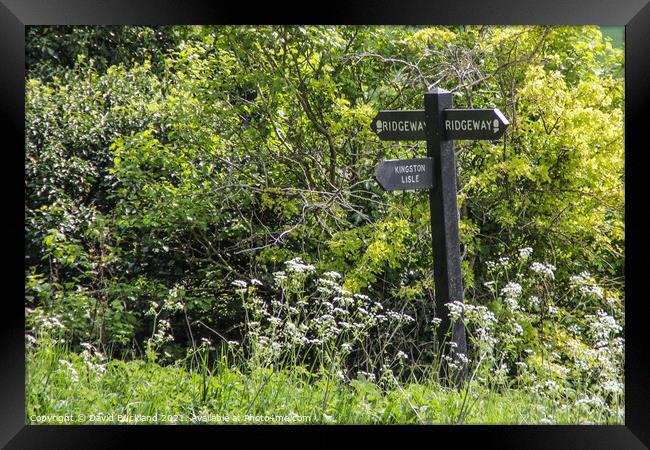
[530,262,555,279]
[478,248,624,420]
[585,310,622,348]
[80,342,107,375]
[518,247,533,259]
[285,257,316,274]
[501,282,522,299]
[239,258,417,378]
[58,359,79,383]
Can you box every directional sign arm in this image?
[374,157,434,191]
[443,108,509,140]
[371,110,426,141]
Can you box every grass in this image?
[26,339,623,425]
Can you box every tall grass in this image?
[26,250,624,425]
[26,335,622,425]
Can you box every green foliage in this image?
[26,26,186,80]
[25,25,624,421]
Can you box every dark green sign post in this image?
[424,88,467,385]
[372,88,509,385]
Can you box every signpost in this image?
[372,89,509,386]
[374,157,434,191]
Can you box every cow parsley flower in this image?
[286,257,315,274]
[273,271,287,283]
[447,301,465,321]
[518,247,533,258]
[530,262,555,279]
[500,282,522,299]
[323,271,341,279]
[580,284,604,299]
[357,371,376,382]
[59,360,79,383]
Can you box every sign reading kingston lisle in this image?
[374,157,434,191]
[371,108,509,141]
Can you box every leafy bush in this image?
[25,26,623,417]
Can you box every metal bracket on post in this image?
[424,88,468,386]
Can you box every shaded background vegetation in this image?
[25,25,624,371]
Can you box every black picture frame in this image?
[3,0,648,448]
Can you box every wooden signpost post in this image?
[372,88,509,385]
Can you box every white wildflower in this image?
[286,257,315,274]
[504,296,519,311]
[570,271,592,286]
[357,371,376,382]
[58,360,79,383]
[323,271,341,279]
[580,284,604,299]
[602,379,623,394]
[518,247,533,258]
[446,301,465,321]
[530,262,555,279]
[231,280,248,289]
[500,282,522,299]
[586,310,622,347]
[497,257,510,267]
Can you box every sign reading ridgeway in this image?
[444,108,509,140]
[371,108,509,141]
[374,157,434,191]
[371,110,427,141]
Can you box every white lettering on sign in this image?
[401,174,420,184]
[445,119,492,131]
[376,120,425,133]
[445,119,500,134]
[394,164,426,174]
[394,163,426,184]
